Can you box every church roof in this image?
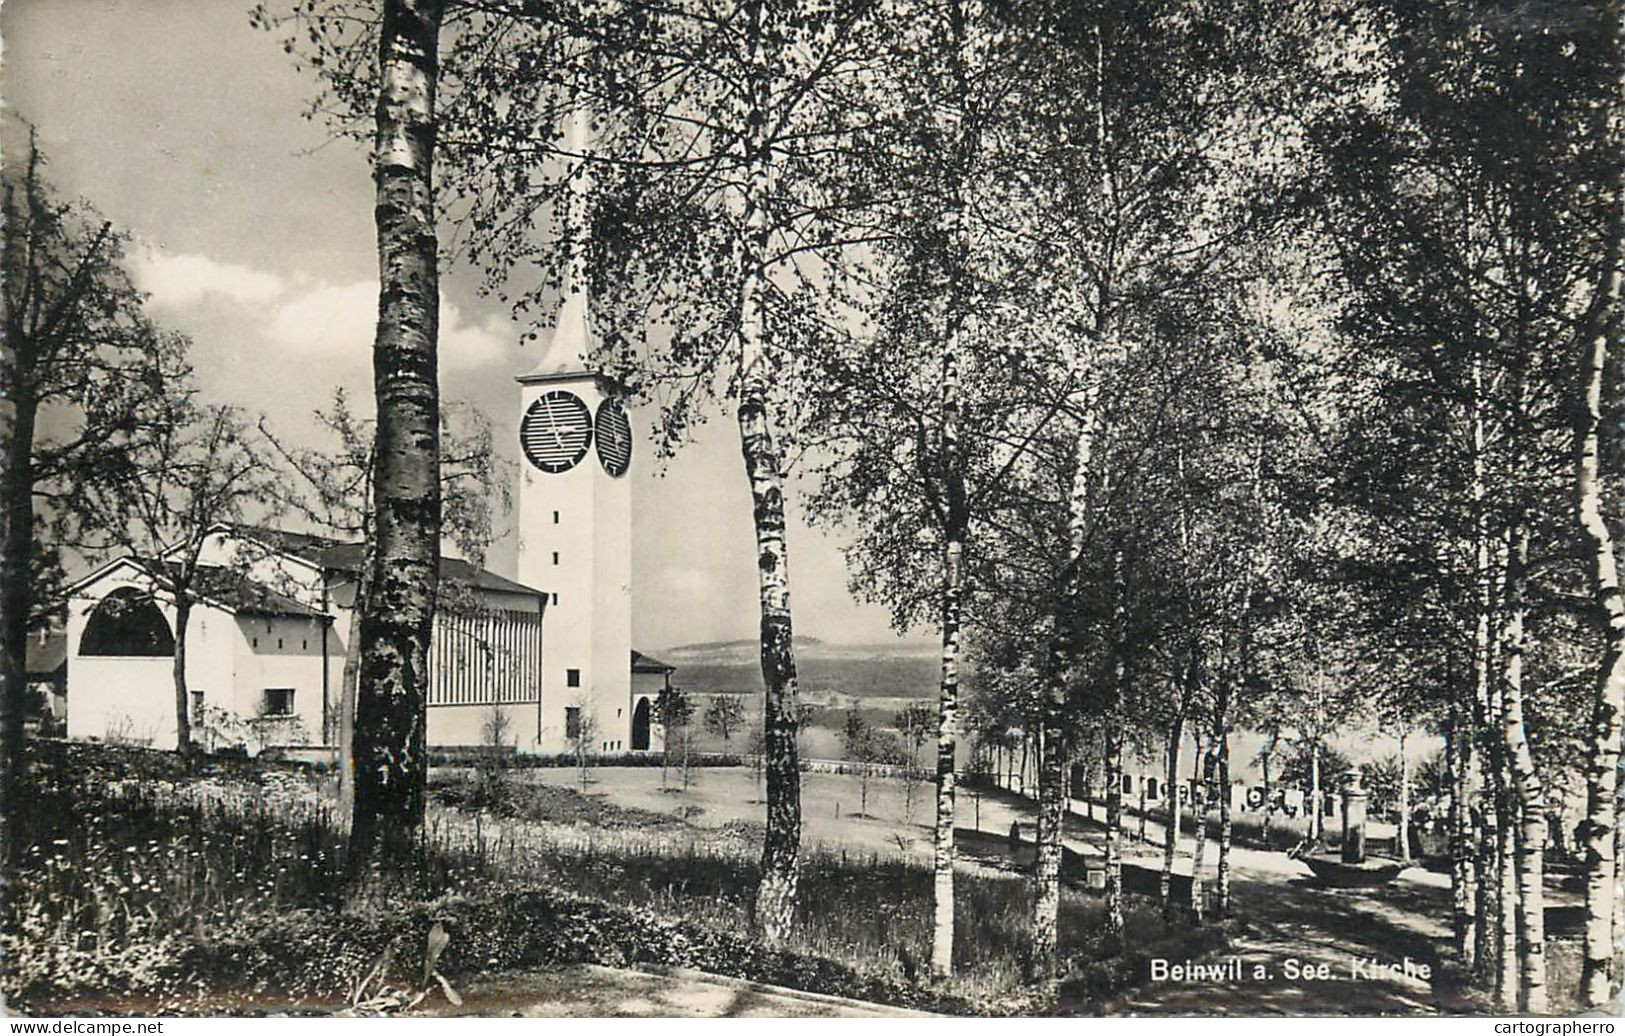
[231,524,547,598]
[131,558,330,619]
[320,542,545,598]
[631,649,675,674]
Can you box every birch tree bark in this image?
[1214,728,1232,919]
[349,0,444,878]
[1499,522,1546,1012]
[1309,739,1321,846]
[1190,731,1208,923]
[928,0,974,976]
[1447,705,1479,971]
[1137,754,1148,843]
[1260,730,1278,850]
[1579,7,1625,1003]
[1398,719,1411,864]
[1104,722,1124,944]
[1161,707,1186,915]
[738,0,803,946]
[1034,408,1098,985]
[1471,368,1505,991]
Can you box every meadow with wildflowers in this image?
[1,743,1210,1015]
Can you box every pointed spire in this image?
[522,107,597,381]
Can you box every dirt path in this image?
[490,769,1509,1015]
[1097,858,1458,1015]
[414,964,930,1018]
[964,782,1475,1015]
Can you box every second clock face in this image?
[521,390,593,474]
[595,398,632,477]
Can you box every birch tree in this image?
[262,391,509,819]
[348,0,447,877]
[1305,0,1619,1007]
[1576,0,1625,1005]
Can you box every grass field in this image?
[3,743,1207,1016]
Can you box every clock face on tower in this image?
[520,390,593,473]
[595,398,632,477]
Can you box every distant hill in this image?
[660,637,940,758]
[662,636,941,709]
[665,635,938,665]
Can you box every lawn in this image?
[2,743,1212,1016]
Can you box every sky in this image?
[2,0,927,653]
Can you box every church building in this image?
[63,327,671,756]
[64,107,668,757]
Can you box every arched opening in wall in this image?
[80,588,175,656]
[1147,777,1161,800]
[631,696,651,751]
[1121,773,1134,795]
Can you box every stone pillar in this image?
[1341,774,1368,864]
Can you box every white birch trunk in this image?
[737,1,803,940]
[1579,10,1625,1000]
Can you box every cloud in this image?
[440,304,514,370]
[131,248,287,307]
[264,280,376,356]
[131,246,522,373]
[265,281,513,371]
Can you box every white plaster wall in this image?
[66,654,175,746]
[185,606,238,717]
[65,573,234,748]
[592,435,633,751]
[427,702,545,749]
[231,614,329,745]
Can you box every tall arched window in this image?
[79,588,175,656]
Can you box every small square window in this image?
[263,688,295,717]
[566,668,581,688]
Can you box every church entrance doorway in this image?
[631,696,651,750]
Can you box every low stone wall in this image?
[799,757,919,780]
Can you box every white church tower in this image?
[515,109,639,753]
[515,356,634,752]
